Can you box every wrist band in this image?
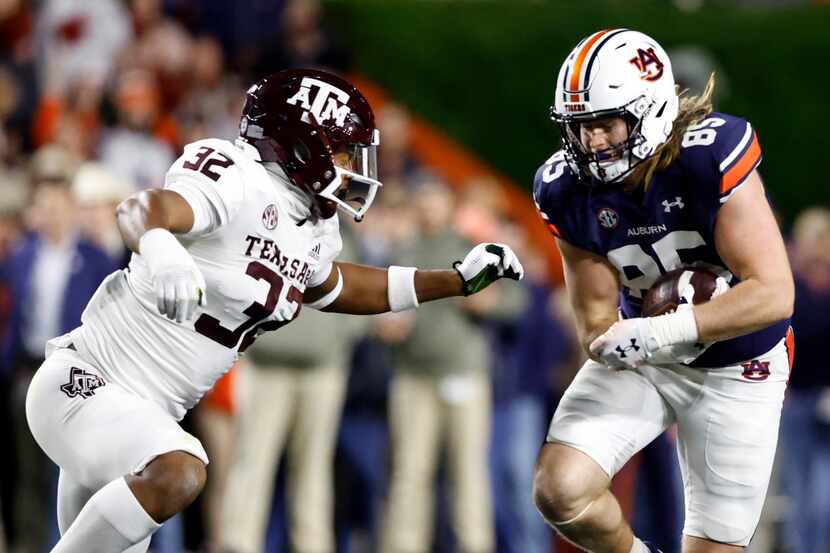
[648,307,699,348]
[387,266,419,312]
[139,228,186,275]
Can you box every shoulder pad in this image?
[166,139,248,225]
[532,150,581,239]
[677,112,762,203]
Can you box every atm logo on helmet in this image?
[286,77,352,127]
[628,47,664,82]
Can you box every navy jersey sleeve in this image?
[532,150,594,252]
[681,112,763,206]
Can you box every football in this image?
[641,267,722,317]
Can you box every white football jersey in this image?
[69,138,342,419]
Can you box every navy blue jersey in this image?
[534,112,789,367]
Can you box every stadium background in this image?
[0,1,828,553]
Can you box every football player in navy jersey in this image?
[530,30,794,553]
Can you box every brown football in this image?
[641,267,721,317]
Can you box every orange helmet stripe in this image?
[721,131,761,195]
[568,29,611,102]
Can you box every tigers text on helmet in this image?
[238,68,381,221]
[550,29,678,184]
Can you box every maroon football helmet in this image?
[238,68,381,220]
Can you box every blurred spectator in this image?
[779,206,830,553]
[0,63,35,161]
[481,223,563,553]
[376,103,422,185]
[176,35,243,144]
[193,364,241,553]
[251,0,352,79]
[99,68,174,190]
[1,145,115,552]
[333,194,418,552]
[220,231,365,553]
[34,0,131,93]
[631,433,684,553]
[382,180,494,553]
[126,0,194,117]
[71,162,133,266]
[0,168,25,552]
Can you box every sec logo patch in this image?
[262,204,278,230]
[597,207,618,230]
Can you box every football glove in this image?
[139,228,207,323]
[590,281,726,369]
[453,243,524,296]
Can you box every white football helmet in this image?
[550,29,679,184]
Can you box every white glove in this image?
[590,284,700,369]
[647,278,728,365]
[591,276,730,369]
[453,243,524,295]
[589,317,654,369]
[139,228,207,323]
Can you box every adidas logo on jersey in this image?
[308,243,321,260]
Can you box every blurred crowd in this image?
[0,2,828,553]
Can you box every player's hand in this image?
[591,283,718,369]
[139,228,207,323]
[589,317,654,370]
[453,243,524,296]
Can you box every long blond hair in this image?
[627,73,717,192]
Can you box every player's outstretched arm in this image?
[304,243,524,315]
[116,189,207,323]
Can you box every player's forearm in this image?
[692,276,793,342]
[414,269,465,303]
[580,316,618,360]
[117,191,174,253]
[116,189,196,253]
[324,263,464,315]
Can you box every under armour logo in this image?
[60,367,106,399]
[615,339,640,358]
[662,196,685,213]
[308,243,321,260]
[286,77,351,127]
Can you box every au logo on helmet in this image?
[629,47,664,82]
[286,77,352,127]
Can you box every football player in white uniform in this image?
[25,69,524,553]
